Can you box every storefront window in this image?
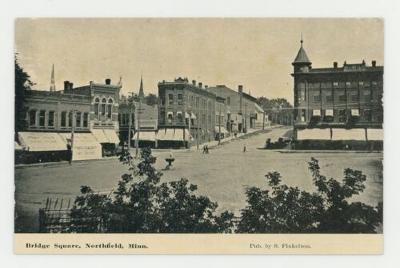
[83,113,89,127]
[61,111,67,127]
[76,112,82,128]
[39,110,45,127]
[48,111,55,127]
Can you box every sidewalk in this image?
[187,125,281,151]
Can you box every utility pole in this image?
[135,98,142,157]
[218,102,221,145]
[70,109,76,162]
[127,92,134,151]
[262,110,265,130]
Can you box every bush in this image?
[70,148,234,233]
[237,158,382,233]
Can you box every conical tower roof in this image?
[138,75,144,100]
[292,38,311,65]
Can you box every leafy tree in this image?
[257,97,293,125]
[145,93,158,106]
[237,158,382,233]
[70,148,234,233]
[15,55,33,134]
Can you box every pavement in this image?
[14,125,383,233]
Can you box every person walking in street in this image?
[243,144,247,153]
[66,140,72,165]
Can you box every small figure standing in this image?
[66,140,72,165]
[243,144,247,153]
[206,145,209,154]
[202,145,207,154]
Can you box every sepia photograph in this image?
[13,17,384,254]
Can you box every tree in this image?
[237,158,382,233]
[15,55,33,134]
[70,148,234,233]
[257,97,293,125]
[145,93,158,106]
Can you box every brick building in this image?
[17,78,121,163]
[158,78,216,148]
[292,39,383,149]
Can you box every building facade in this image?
[18,78,121,163]
[158,78,216,147]
[208,85,264,133]
[292,39,383,147]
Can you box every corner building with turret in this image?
[291,39,383,149]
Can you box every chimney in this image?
[372,60,376,67]
[105,78,111,85]
[199,82,203,88]
[69,82,73,89]
[333,62,338,68]
[238,85,243,114]
[205,85,208,89]
[64,80,70,90]
[192,80,196,86]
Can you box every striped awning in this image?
[18,132,67,152]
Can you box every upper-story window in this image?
[68,111,73,127]
[324,90,333,102]
[83,112,89,128]
[94,98,100,116]
[313,91,321,102]
[333,82,339,88]
[351,92,359,102]
[39,110,46,127]
[345,81,351,87]
[178,94,183,105]
[107,99,113,118]
[101,98,107,116]
[29,110,36,127]
[48,111,55,128]
[61,111,67,127]
[76,112,82,128]
[298,88,306,102]
[168,94,174,105]
[177,112,183,123]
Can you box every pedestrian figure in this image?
[66,140,72,165]
[202,145,207,154]
[206,145,209,154]
[243,144,247,153]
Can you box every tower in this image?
[49,64,56,92]
[138,75,144,101]
[292,36,312,73]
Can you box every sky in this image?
[15,18,383,103]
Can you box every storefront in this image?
[157,128,191,148]
[132,130,157,148]
[17,132,68,164]
[91,128,120,156]
[58,133,102,161]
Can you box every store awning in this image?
[15,141,24,151]
[367,129,383,141]
[132,131,157,141]
[351,109,360,116]
[332,128,365,141]
[157,128,191,141]
[59,133,102,161]
[297,129,331,140]
[104,129,120,144]
[91,129,109,143]
[18,132,67,152]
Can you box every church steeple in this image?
[138,75,144,101]
[49,64,56,92]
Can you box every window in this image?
[107,99,113,118]
[358,81,364,86]
[227,97,231,105]
[337,109,347,123]
[118,113,122,125]
[313,92,321,102]
[333,82,339,87]
[167,112,173,123]
[83,113,89,127]
[168,94,174,105]
[338,92,347,102]
[160,111,166,124]
[298,88,306,102]
[94,98,100,116]
[68,111,73,127]
[325,91,333,102]
[178,94,183,105]
[101,98,106,116]
[177,112,183,123]
[48,111,55,127]
[61,111,67,127]
[351,93,359,102]
[195,97,199,108]
[39,110,45,127]
[29,110,36,127]
[299,109,306,122]
[362,109,371,122]
[76,112,82,127]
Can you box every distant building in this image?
[291,38,383,148]
[208,85,265,133]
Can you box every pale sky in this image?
[15,18,383,103]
